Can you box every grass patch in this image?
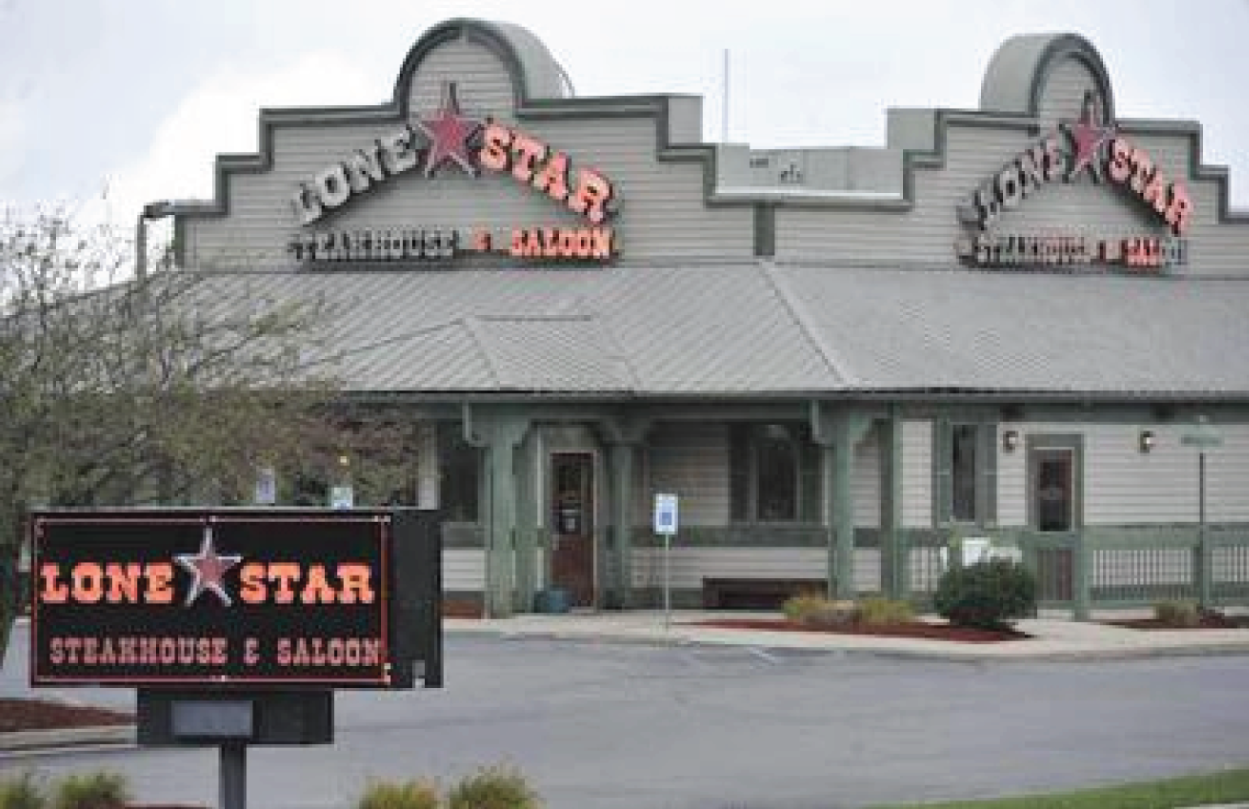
[869,765,1249,809]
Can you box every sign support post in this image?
[653,494,679,631]
[221,742,247,809]
[1182,417,1223,610]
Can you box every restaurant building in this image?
[165,18,1249,616]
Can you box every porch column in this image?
[600,415,650,610]
[812,404,873,600]
[881,413,905,599]
[465,406,530,618]
[607,442,637,609]
[512,431,539,614]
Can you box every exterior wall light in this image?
[1002,429,1020,453]
[1139,430,1155,453]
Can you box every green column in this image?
[881,415,904,600]
[1073,530,1091,621]
[820,443,837,597]
[608,442,637,609]
[812,404,872,601]
[833,425,856,600]
[467,408,529,618]
[513,432,538,614]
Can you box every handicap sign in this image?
[653,493,679,536]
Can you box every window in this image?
[950,424,978,522]
[730,423,818,523]
[1033,448,1075,532]
[439,425,480,521]
[937,420,997,526]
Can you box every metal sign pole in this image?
[664,530,671,631]
[1182,417,1221,611]
[220,742,247,809]
[653,493,679,632]
[1198,450,1209,609]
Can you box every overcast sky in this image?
[2,0,1246,224]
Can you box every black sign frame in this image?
[29,508,437,690]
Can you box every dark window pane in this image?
[440,424,479,521]
[1036,454,1073,532]
[951,424,978,522]
[756,424,797,521]
[800,439,822,523]
[729,425,750,522]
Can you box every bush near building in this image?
[934,559,1037,631]
[781,594,914,627]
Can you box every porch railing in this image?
[899,527,1249,618]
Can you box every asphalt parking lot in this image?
[5,627,1249,808]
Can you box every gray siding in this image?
[854,432,881,528]
[997,424,1027,527]
[647,423,730,526]
[185,33,752,270]
[1036,57,1098,130]
[902,420,934,529]
[998,423,1249,527]
[632,547,879,593]
[445,548,486,591]
[409,37,517,118]
[643,424,883,529]
[775,122,1249,278]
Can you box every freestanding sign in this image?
[653,494,679,630]
[29,509,418,688]
[29,508,443,809]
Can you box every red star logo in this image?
[416,82,482,178]
[175,525,242,607]
[1065,92,1116,182]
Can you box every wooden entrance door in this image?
[551,453,595,607]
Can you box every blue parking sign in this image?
[653,493,678,536]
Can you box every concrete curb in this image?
[0,724,134,755]
[444,621,1249,662]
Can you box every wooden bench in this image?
[702,577,827,610]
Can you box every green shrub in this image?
[1155,600,1201,628]
[781,594,857,627]
[51,772,130,809]
[357,779,441,809]
[447,765,540,809]
[781,592,826,622]
[934,558,1036,630]
[0,770,46,809]
[857,596,914,626]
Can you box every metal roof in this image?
[776,266,1249,397]
[189,263,1249,400]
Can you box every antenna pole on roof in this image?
[722,48,730,142]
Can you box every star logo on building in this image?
[416,81,482,178]
[175,525,242,607]
[1064,91,1116,183]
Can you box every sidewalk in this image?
[446,609,1249,661]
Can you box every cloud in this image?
[88,51,380,227]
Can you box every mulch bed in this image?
[691,618,1029,643]
[1105,614,1249,631]
[0,697,132,732]
[443,599,485,619]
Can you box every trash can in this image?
[534,588,570,614]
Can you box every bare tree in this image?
[0,206,410,654]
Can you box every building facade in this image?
[167,19,1249,616]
